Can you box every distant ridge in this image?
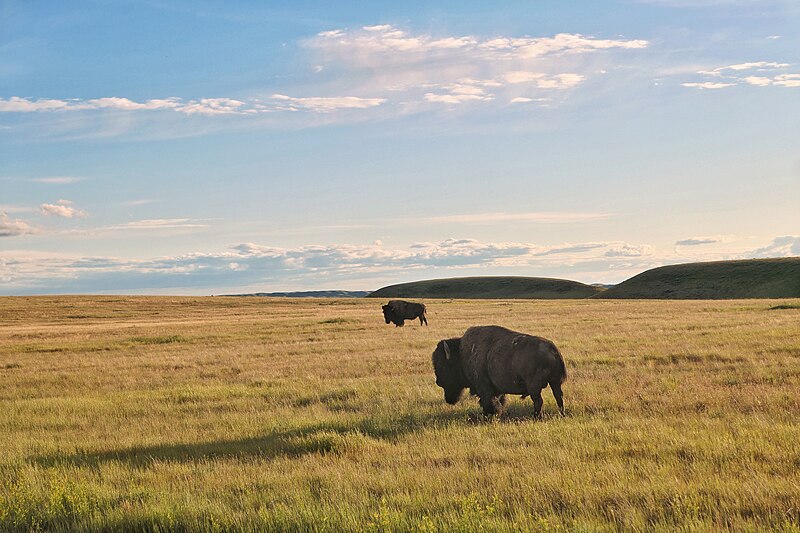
[222,290,370,298]
[367,276,604,299]
[597,257,800,299]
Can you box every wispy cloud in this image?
[0,95,382,116]
[421,211,613,224]
[309,26,647,58]
[3,234,796,294]
[40,200,87,218]
[683,61,800,89]
[0,204,37,214]
[29,176,86,184]
[743,235,800,258]
[306,25,647,109]
[676,235,735,246]
[681,82,736,89]
[0,25,648,133]
[104,218,211,230]
[0,212,36,237]
[270,94,386,112]
[121,199,158,206]
[0,237,654,293]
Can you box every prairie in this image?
[0,296,799,532]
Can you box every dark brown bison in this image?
[382,300,428,327]
[432,325,566,418]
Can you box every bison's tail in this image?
[552,345,568,384]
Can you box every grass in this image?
[1,295,799,531]
[599,257,800,299]
[368,276,604,299]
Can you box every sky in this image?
[1,0,799,295]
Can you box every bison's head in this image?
[432,338,467,404]
[382,304,394,324]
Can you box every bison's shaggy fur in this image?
[382,300,428,327]
[432,325,566,418]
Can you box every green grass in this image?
[599,257,800,299]
[368,276,604,299]
[1,296,799,531]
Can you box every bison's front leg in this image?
[530,389,544,419]
[478,395,504,417]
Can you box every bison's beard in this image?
[444,387,465,405]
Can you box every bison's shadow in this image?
[461,398,566,423]
[31,400,563,469]
[31,408,467,469]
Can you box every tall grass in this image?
[0,296,798,531]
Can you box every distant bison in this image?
[382,300,428,327]
[432,325,566,418]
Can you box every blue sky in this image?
[1,0,799,294]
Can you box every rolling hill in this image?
[597,257,800,299]
[367,276,605,299]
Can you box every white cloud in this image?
[422,211,613,224]
[424,92,490,104]
[0,212,36,237]
[86,97,183,111]
[5,233,798,294]
[742,76,772,86]
[502,71,585,89]
[676,235,734,246]
[105,218,210,230]
[1,25,648,134]
[121,199,158,206]
[684,61,799,89]
[308,25,647,73]
[476,32,648,58]
[604,244,655,257]
[774,74,800,88]
[305,25,646,110]
[0,237,662,292]
[40,200,87,218]
[0,204,37,214]
[0,96,71,112]
[681,82,736,89]
[744,236,800,258]
[0,95,383,116]
[713,61,790,73]
[270,94,386,112]
[29,176,85,184]
[503,71,546,84]
[176,98,248,115]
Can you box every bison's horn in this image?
[442,340,451,359]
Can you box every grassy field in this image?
[1,296,799,532]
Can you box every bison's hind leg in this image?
[527,369,550,419]
[550,381,565,416]
[421,313,428,326]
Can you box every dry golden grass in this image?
[0,296,799,531]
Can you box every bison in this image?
[432,325,566,418]
[382,300,428,327]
